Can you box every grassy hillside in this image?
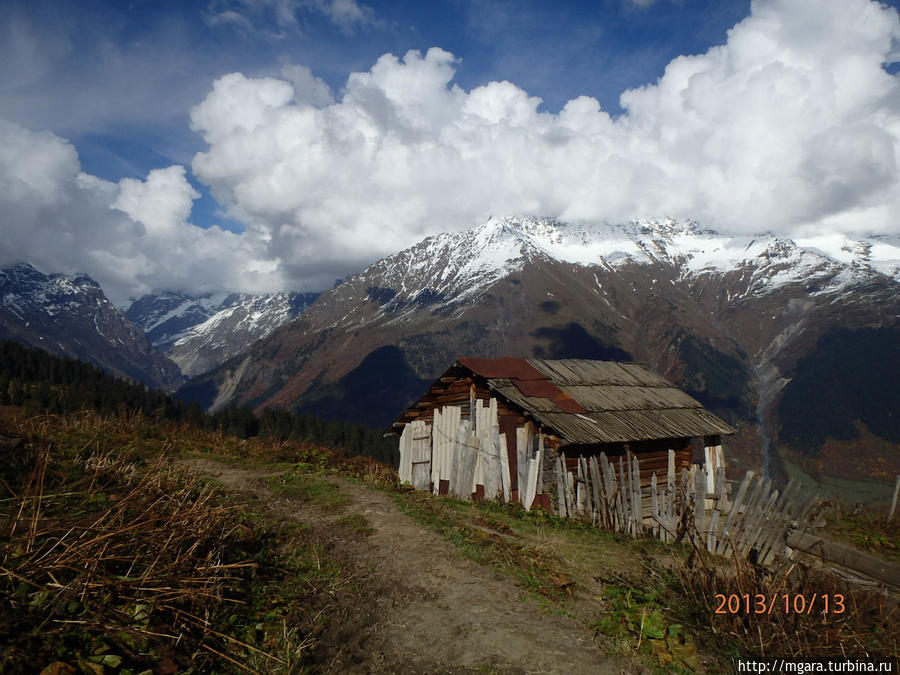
[0,415,312,671]
[2,407,896,673]
[1,342,897,671]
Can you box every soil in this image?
[177,458,641,674]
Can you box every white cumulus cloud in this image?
[189,0,900,291]
[0,121,283,304]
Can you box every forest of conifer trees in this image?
[0,341,398,466]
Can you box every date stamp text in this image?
[714,593,846,615]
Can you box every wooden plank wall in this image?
[400,398,546,507]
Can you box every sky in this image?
[1,0,899,304]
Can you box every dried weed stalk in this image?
[0,418,296,672]
[673,539,898,660]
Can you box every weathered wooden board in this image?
[787,532,900,589]
[516,425,529,503]
[399,422,413,484]
[410,421,432,491]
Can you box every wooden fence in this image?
[398,401,821,568]
[555,450,820,565]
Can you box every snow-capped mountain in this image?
[334,216,899,325]
[0,263,183,390]
[180,216,900,485]
[126,291,318,377]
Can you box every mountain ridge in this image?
[0,262,183,391]
[126,290,319,377]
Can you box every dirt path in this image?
[178,459,637,674]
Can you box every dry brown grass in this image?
[671,540,899,662]
[0,412,343,673]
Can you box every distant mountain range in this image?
[177,216,900,483]
[3,217,898,485]
[0,263,318,389]
[0,263,182,391]
[125,291,318,377]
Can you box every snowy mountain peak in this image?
[0,263,183,390]
[336,216,900,325]
[126,289,319,377]
[1,262,107,321]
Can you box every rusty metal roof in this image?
[455,357,734,443]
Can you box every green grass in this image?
[782,457,897,506]
[264,471,351,509]
[336,512,374,535]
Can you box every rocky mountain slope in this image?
[0,263,183,390]
[177,215,900,482]
[126,291,318,377]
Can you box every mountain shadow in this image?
[175,379,220,411]
[778,327,900,455]
[531,322,632,361]
[296,345,431,429]
[676,335,752,417]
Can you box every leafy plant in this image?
[593,584,699,671]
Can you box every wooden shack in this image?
[386,357,735,510]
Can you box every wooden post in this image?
[516,426,528,504]
[667,449,675,491]
[431,408,443,494]
[631,455,642,534]
[443,407,460,492]
[618,456,629,533]
[525,453,539,512]
[720,471,754,558]
[890,475,900,521]
[566,471,576,518]
[600,453,617,532]
[556,454,566,518]
[590,456,603,526]
[707,509,719,553]
[715,466,727,509]
[536,434,544,501]
[658,480,668,542]
[694,469,706,546]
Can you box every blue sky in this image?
[1,0,899,301]
[3,0,754,191]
